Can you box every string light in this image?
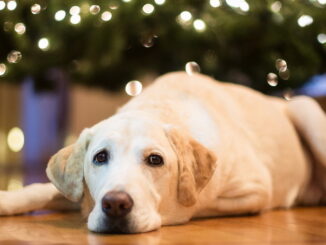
[275,59,287,72]
[226,0,250,12]
[142,4,155,15]
[7,127,25,152]
[210,0,221,8]
[193,19,206,32]
[70,15,81,24]
[125,80,143,96]
[70,6,80,15]
[89,5,100,15]
[317,33,326,44]
[14,23,26,35]
[31,4,41,14]
[0,63,6,76]
[297,15,313,27]
[154,0,165,5]
[101,11,112,21]
[7,0,17,11]
[7,50,22,63]
[55,10,66,21]
[179,11,192,22]
[38,38,50,50]
[0,1,5,10]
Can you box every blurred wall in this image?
[69,86,130,138]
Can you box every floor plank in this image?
[0,207,325,244]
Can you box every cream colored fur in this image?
[1,72,326,233]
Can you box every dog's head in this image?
[46,112,217,233]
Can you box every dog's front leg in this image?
[215,178,272,215]
[0,183,79,215]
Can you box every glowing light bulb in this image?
[142,4,154,14]
[0,1,6,10]
[185,61,201,75]
[89,5,100,15]
[70,15,81,24]
[0,63,6,76]
[70,6,80,15]
[125,80,143,96]
[7,50,22,63]
[55,10,66,21]
[297,15,313,27]
[7,127,24,152]
[31,4,41,14]
[193,19,206,32]
[210,0,221,8]
[38,38,49,50]
[154,0,165,5]
[14,23,26,35]
[317,33,326,44]
[7,0,17,11]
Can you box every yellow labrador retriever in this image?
[1,72,326,233]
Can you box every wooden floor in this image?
[0,207,325,244]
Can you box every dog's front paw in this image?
[0,190,21,216]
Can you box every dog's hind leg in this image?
[287,96,326,168]
[0,183,79,215]
[287,96,326,204]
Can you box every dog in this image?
[1,72,326,233]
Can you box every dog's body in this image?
[1,72,326,233]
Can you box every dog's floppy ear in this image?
[165,127,217,207]
[46,129,92,202]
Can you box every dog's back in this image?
[121,71,325,209]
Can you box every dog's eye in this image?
[147,154,164,167]
[93,150,109,165]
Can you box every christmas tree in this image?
[0,0,325,93]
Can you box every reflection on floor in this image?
[0,208,326,244]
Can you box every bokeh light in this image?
[31,4,41,14]
[55,10,66,21]
[0,1,6,10]
[0,63,6,76]
[38,38,50,50]
[154,0,165,5]
[142,4,155,15]
[89,5,100,15]
[70,15,81,24]
[7,0,17,11]
[193,19,206,32]
[317,33,326,44]
[185,61,201,75]
[297,15,313,27]
[7,50,22,63]
[210,0,221,8]
[101,11,112,22]
[7,127,25,152]
[267,72,278,86]
[125,80,143,96]
[70,6,80,15]
[14,23,26,35]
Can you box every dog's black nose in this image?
[101,191,134,218]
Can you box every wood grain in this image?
[0,207,325,244]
